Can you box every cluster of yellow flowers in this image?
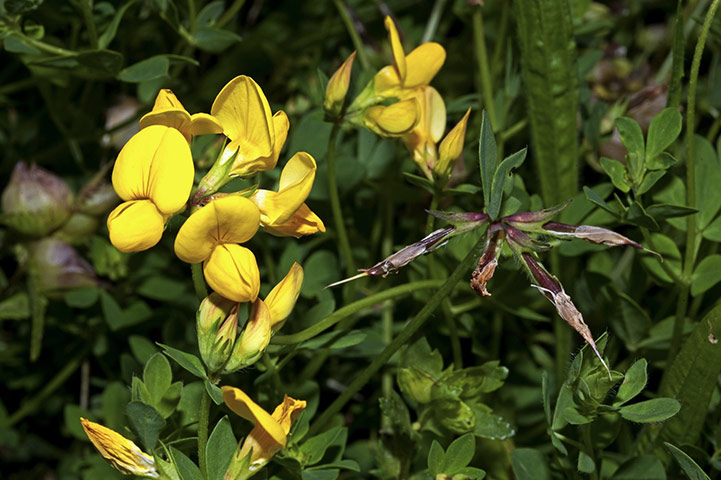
[325,16,471,186]
[107,76,324,302]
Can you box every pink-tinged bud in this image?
[76,177,120,216]
[521,253,611,378]
[503,224,550,252]
[197,293,236,334]
[27,238,100,296]
[502,201,570,230]
[470,229,505,297]
[543,222,644,250]
[324,51,356,117]
[1,163,73,236]
[427,210,488,234]
[223,299,271,373]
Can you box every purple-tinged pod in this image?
[27,238,102,296]
[502,200,571,231]
[503,224,551,252]
[426,210,489,233]
[520,252,611,378]
[542,222,644,250]
[470,229,505,297]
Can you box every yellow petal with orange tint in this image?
[265,262,304,328]
[221,386,286,446]
[80,418,158,478]
[262,203,325,238]
[107,200,164,253]
[204,244,260,302]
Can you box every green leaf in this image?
[204,380,224,405]
[488,148,527,220]
[206,416,236,480]
[129,335,158,365]
[615,117,645,180]
[647,152,678,171]
[612,455,666,480]
[478,110,497,208]
[640,233,682,284]
[192,28,242,53]
[577,449,595,474]
[443,433,475,474]
[300,330,367,350]
[664,443,710,480]
[143,353,172,405]
[195,0,224,26]
[98,0,136,49]
[102,382,131,431]
[402,172,435,194]
[118,55,169,82]
[0,292,30,319]
[126,401,165,451]
[65,287,99,308]
[169,446,202,480]
[702,215,721,242]
[64,404,93,440]
[600,157,630,192]
[691,254,721,296]
[298,426,344,465]
[583,186,619,217]
[619,398,681,423]
[137,276,187,301]
[695,135,721,229]
[627,201,659,230]
[510,448,550,480]
[3,34,42,54]
[646,204,697,222]
[614,359,647,405]
[158,343,206,379]
[427,440,445,477]
[646,108,682,167]
[637,170,666,195]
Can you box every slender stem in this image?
[7,349,86,426]
[198,390,211,478]
[582,424,600,480]
[308,235,486,435]
[670,0,721,360]
[640,227,685,285]
[327,123,356,276]
[421,0,449,43]
[425,192,439,236]
[443,300,463,368]
[332,0,369,69]
[217,0,247,27]
[272,280,443,345]
[29,279,47,362]
[491,1,510,81]
[381,202,394,428]
[471,6,497,128]
[76,0,98,48]
[191,263,207,300]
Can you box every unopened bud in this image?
[223,299,271,373]
[503,200,571,231]
[543,222,644,250]
[427,210,488,234]
[265,263,304,331]
[197,293,237,373]
[27,238,100,296]
[434,108,471,183]
[76,177,119,216]
[1,162,73,236]
[80,418,159,478]
[324,51,356,117]
[397,367,435,404]
[503,224,550,252]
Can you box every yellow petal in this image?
[221,386,286,447]
[107,200,164,252]
[402,86,446,168]
[111,125,193,215]
[324,51,356,114]
[204,244,260,302]
[138,110,193,140]
[229,110,289,177]
[404,42,446,89]
[188,113,224,136]
[152,89,185,110]
[364,98,419,137]
[373,64,402,97]
[384,16,406,82]
[436,108,471,178]
[80,418,158,478]
[270,395,307,435]
[211,75,275,161]
[250,152,317,225]
[236,299,271,357]
[262,203,325,238]
[175,196,260,264]
[265,262,303,328]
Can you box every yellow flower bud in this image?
[265,262,304,330]
[80,418,158,478]
[324,51,356,116]
[225,299,271,371]
[434,108,471,182]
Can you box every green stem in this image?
[308,235,486,435]
[381,202,395,427]
[327,123,356,276]
[191,263,207,300]
[582,424,600,480]
[332,0,369,69]
[471,6,497,128]
[491,0,510,81]
[76,0,98,48]
[7,349,86,426]
[671,0,721,360]
[217,0,247,28]
[198,389,211,478]
[272,280,443,345]
[29,281,47,362]
[421,0,449,43]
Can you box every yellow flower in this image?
[139,89,223,142]
[80,418,159,478]
[401,86,446,174]
[210,75,290,177]
[373,16,446,98]
[107,125,193,252]
[324,51,356,116]
[249,152,325,237]
[222,387,306,476]
[233,298,272,361]
[264,262,304,331]
[434,108,472,181]
[363,97,420,138]
[174,196,261,302]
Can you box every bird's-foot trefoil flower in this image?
[194,76,290,200]
[80,418,159,478]
[401,86,446,177]
[222,387,306,480]
[249,152,325,238]
[107,125,194,252]
[139,89,223,142]
[174,195,261,302]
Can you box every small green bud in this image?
[197,293,237,373]
[397,367,435,404]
